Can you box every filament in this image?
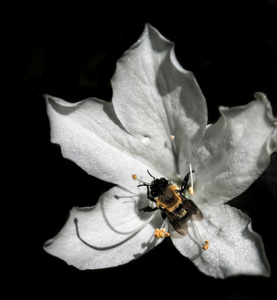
[104,209,159,236]
[75,193,159,251]
[191,220,209,250]
[159,218,168,231]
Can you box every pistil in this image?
[170,135,181,177]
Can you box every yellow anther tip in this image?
[203,241,209,250]
[188,186,194,195]
[132,174,137,180]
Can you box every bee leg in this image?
[139,206,158,212]
[180,170,194,193]
[139,185,158,212]
[161,210,167,219]
[146,186,155,202]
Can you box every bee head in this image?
[150,177,170,198]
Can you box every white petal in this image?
[111,24,207,178]
[171,203,270,278]
[45,95,165,189]
[44,186,164,270]
[195,95,277,205]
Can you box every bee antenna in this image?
[147,170,155,180]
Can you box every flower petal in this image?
[171,203,271,278]
[45,95,165,189]
[111,24,207,178]
[195,94,277,205]
[44,186,164,270]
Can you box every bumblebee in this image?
[137,170,203,236]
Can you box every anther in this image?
[132,174,137,180]
[188,186,194,196]
[203,241,209,250]
[154,228,170,239]
[203,240,209,250]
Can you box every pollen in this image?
[188,186,194,195]
[203,240,209,250]
[132,174,137,180]
[154,228,170,239]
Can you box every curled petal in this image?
[196,94,277,205]
[44,186,164,270]
[171,203,271,278]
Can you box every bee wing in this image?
[164,195,203,236]
[163,209,190,236]
[181,196,203,221]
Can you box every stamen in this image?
[109,210,158,235]
[188,163,194,195]
[132,174,150,186]
[191,220,209,250]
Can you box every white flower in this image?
[43,24,277,278]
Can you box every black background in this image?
[15,0,277,298]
